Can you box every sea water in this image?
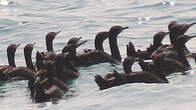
[0,0,196,109]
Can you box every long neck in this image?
[127,45,137,57]
[123,62,132,73]
[153,39,162,47]
[109,33,121,61]
[154,43,162,50]
[175,45,191,69]
[7,50,16,67]
[46,39,53,52]
[169,32,176,45]
[95,39,104,51]
[24,49,35,71]
[35,52,44,71]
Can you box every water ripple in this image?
[0,0,196,109]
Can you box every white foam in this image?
[0,0,10,6]
[145,17,150,21]
[169,1,175,6]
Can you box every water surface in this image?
[0,0,196,109]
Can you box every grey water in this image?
[0,0,196,109]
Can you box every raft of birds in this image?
[0,21,196,103]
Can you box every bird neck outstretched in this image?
[175,45,191,69]
[46,39,54,52]
[174,35,195,69]
[35,51,44,71]
[169,22,196,46]
[94,32,109,52]
[24,48,35,71]
[123,62,132,73]
[7,48,16,67]
[95,39,104,51]
[168,21,178,45]
[109,33,121,62]
[169,30,177,45]
[45,31,60,52]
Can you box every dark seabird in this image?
[147,34,196,75]
[35,52,79,83]
[67,37,82,45]
[76,26,128,66]
[168,21,195,45]
[5,43,36,80]
[54,53,79,82]
[95,57,168,90]
[62,32,108,54]
[62,39,87,54]
[108,26,128,61]
[35,31,60,71]
[94,31,110,52]
[34,60,68,103]
[174,35,196,69]
[62,31,111,66]
[2,43,36,95]
[0,44,20,81]
[36,31,61,64]
[127,31,169,60]
[61,30,119,66]
[46,31,61,52]
[168,21,196,56]
[24,43,36,71]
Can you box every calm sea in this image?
[0,0,196,109]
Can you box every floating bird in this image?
[76,26,128,66]
[34,60,69,103]
[95,57,168,90]
[0,44,20,81]
[127,31,169,60]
